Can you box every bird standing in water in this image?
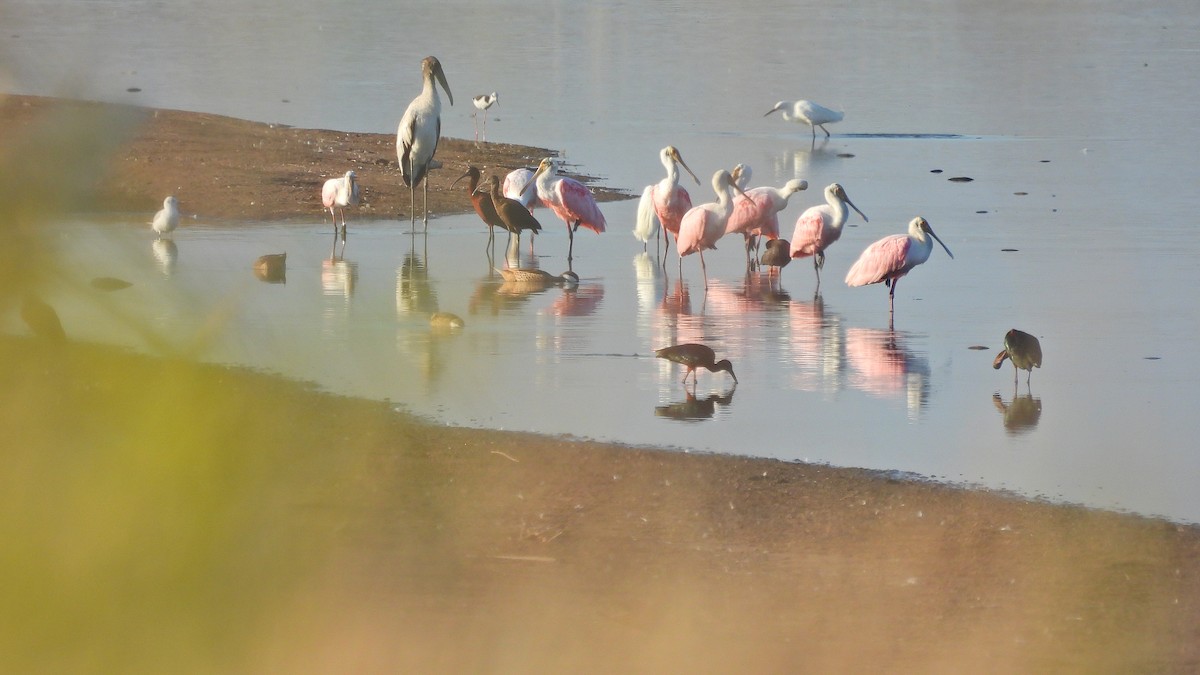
[844,216,953,317]
[397,55,453,231]
[764,99,844,140]
[451,166,506,253]
[471,92,498,143]
[523,157,607,267]
[634,145,700,255]
[478,174,542,256]
[655,343,738,386]
[789,182,868,288]
[151,195,180,237]
[993,328,1043,386]
[321,170,360,252]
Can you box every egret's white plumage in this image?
[397,55,453,230]
[764,100,844,139]
[151,195,180,236]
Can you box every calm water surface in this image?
[4,1,1200,522]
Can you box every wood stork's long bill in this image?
[428,57,453,106]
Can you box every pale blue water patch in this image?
[4,0,1200,522]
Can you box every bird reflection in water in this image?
[654,387,735,422]
[845,327,930,417]
[252,253,287,284]
[992,390,1042,434]
[151,238,177,276]
[396,248,438,316]
[321,256,358,299]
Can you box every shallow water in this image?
[4,0,1200,522]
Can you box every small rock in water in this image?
[837,153,855,158]
[1014,191,1028,196]
[967,345,989,351]
[930,169,944,174]
[976,210,988,214]
[948,176,974,182]
[126,87,141,93]
[430,312,465,330]
[1144,356,1162,361]
[1001,248,1019,252]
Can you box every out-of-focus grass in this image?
[0,95,436,673]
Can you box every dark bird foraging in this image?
[452,167,507,253]
[655,343,737,386]
[497,268,576,286]
[993,328,1042,386]
[477,174,542,255]
[253,253,287,283]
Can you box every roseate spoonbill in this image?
[634,145,700,254]
[451,166,506,252]
[764,100,844,140]
[477,174,542,255]
[677,169,749,288]
[760,238,792,275]
[845,216,953,316]
[503,167,538,213]
[321,170,360,249]
[726,176,809,268]
[993,328,1042,386]
[655,343,738,386]
[397,56,453,231]
[471,92,498,142]
[151,195,179,236]
[789,183,869,288]
[523,157,607,265]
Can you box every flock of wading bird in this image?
[139,55,1043,394]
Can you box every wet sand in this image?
[3,95,1200,672]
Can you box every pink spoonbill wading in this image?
[844,216,953,318]
[321,170,360,252]
[676,169,750,289]
[789,182,869,289]
[523,157,607,267]
[725,170,809,269]
[634,145,700,256]
[397,55,453,231]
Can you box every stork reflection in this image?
[992,390,1042,434]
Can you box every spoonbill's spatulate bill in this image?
[789,182,868,288]
[845,216,953,316]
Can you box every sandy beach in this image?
[3,94,1199,673]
